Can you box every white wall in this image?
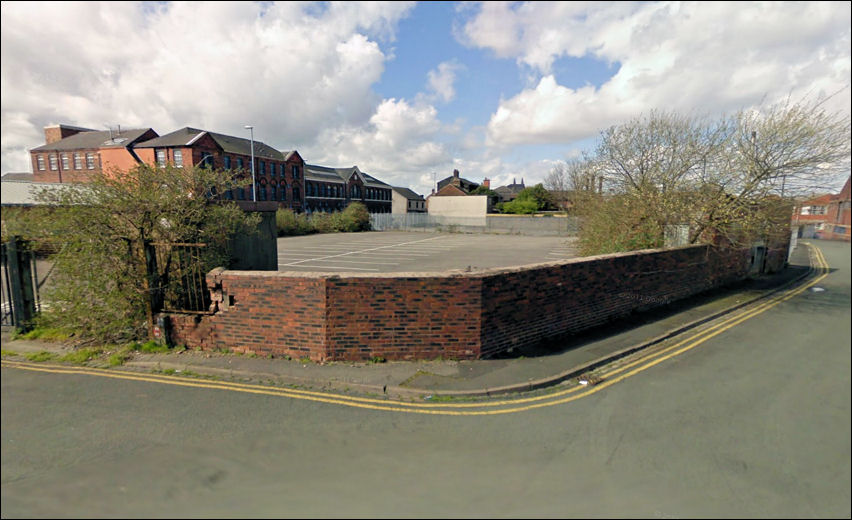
[427,195,488,218]
[391,190,408,214]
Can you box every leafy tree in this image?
[469,185,500,208]
[30,163,258,343]
[498,198,540,214]
[500,183,558,213]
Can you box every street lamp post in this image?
[244,125,256,202]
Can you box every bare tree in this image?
[578,95,851,254]
[544,158,604,211]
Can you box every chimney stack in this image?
[482,178,490,189]
[44,124,89,144]
[453,169,459,179]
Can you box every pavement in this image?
[1,244,815,400]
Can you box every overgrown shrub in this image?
[497,184,557,214]
[339,202,371,232]
[29,163,258,344]
[275,208,313,236]
[276,202,372,236]
[576,193,665,256]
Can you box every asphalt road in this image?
[2,240,849,518]
[276,231,578,272]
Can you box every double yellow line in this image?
[1,245,831,416]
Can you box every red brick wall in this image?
[479,246,749,357]
[44,126,88,144]
[325,276,482,360]
[31,149,101,183]
[164,245,752,361]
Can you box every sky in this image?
[1,1,850,196]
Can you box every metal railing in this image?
[1,237,41,330]
[149,242,212,314]
[370,213,580,236]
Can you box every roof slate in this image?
[31,128,155,152]
[392,186,424,200]
[133,127,290,161]
[305,164,390,188]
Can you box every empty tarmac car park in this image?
[276,231,578,273]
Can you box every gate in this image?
[148,242,212,314]
[1,237,41,331]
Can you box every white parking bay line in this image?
[280,235,446,268]
[297,259,399,265]
[279,264,380,271]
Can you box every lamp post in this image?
[244,125,256,202]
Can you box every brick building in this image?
[433,169,479,196]
[26,123,401,214]
[133,127,305,211]
[793,176,851,241]
[30,124,159,183]
[303,164,392,214]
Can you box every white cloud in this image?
[308,98,452,195]
[461,1,851,148]
[426,61,464,103]
[0,1,416,174]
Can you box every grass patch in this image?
[108,352,132,366]
[133,340,172,353]
[59,347,104,364]
[14,327,72,342]
[1,349,19,358]
[25,351,58,362]
[369,356,386,364]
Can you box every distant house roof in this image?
[0,179,79,206]
[392,186,424,201]
[31,128,157,152]
[133,127,294,161]
[800,194,834,206]
[431,184,469,197]
[494,178,526,202]
[1,172,34,181]
[436,171,478,193]
[304,164,390,188]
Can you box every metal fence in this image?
[370,213,579,236]
[149,242,212,314]
[1,237,41,330]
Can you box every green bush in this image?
[576,194,665,256]
[28,163,258,344]
[278,202,371,235]
[340,202,371,232]
[275,209,313,236]
[499,199,540,214]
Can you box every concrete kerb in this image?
[385,262,816,400]
[93,261,816,402]
[123,359,396,398]
[3,253,815,402]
